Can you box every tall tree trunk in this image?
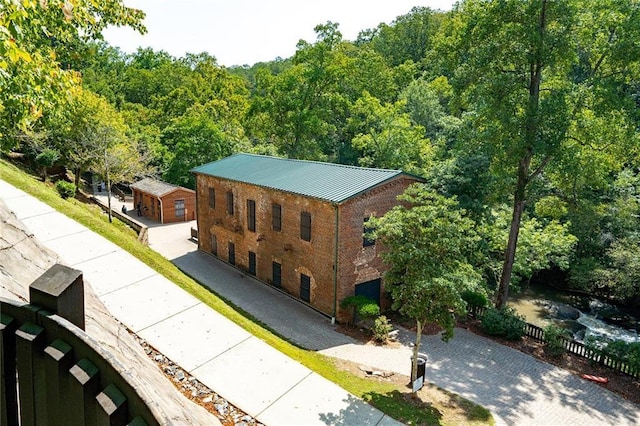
[495,0,547,309]
[74,167,81,189]
[411,318,424,398]
[496,157,529,308]
[106,171,113,223]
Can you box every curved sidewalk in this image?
[0,180,401,426]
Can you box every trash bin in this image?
[411,353,428,381]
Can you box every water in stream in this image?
[508,286,640,344]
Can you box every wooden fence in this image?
[468,306,640,379]
[1,264,159,425]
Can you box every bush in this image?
[358,302,380,319]
[340,295,380,324]
[372,315,394,343]
[461,290,488,310]
[543,324,571,357]
[55,180,76,199]
[480,307,526,341]
[586,336,640,373]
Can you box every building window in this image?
[272,262,281,288]
[226,191,234,215]
[300,211,311,241]
[363,217,376,247]
[208,187,215,209]
[247,199,256,232]
[300,274,311,302]
[272,203,282,231]
[175,199,185,218]
[211,234,217,256]
[248,251,256,275]
[228,242,235,265]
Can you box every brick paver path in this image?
[321,327,640,425]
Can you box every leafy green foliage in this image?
[0,0,145,141]
[350,92,432,174]
[372,184,481,384]
[372,315,394,343]
[478,206,578,288]
[35,148,60,181]
[340,295,379,324]
[480,307,525,341]
[55,180,76,199]
[436,0,640,308]
[585,336,640,374]
[543,324,571,357]
[460,290,488,311]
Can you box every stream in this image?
[508,286,640,344]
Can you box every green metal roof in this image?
[191,153,417,203]
[130,177,194,197]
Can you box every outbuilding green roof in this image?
[191,153,419,203]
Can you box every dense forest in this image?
[2,1,639,310]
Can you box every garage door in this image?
[355,279,381,305]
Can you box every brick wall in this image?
[336,177,417,319]
[160,189,196,223]
[195,174,418,322]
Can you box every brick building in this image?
[191,154,422,322]
[130,178,196,223]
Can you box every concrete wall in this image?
[195,174,417,322]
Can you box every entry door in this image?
[248,251,256,275]
[272,262,281,288]
[228,242,235,265]
[300,274,311,302]
[355,279,381,305]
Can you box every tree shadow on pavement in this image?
[317,393,437,426]
[417,327,640,425]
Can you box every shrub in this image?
[543,324,571,357]
[461,290,488,311]
[55,180,76,199]
[340,295,380,324]
[372,315,394,343]
[586,336,640,373]
[358,302,380,319]
[480,307,526,341]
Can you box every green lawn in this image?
[0,157,493,425]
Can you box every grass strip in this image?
[0,158,493,425]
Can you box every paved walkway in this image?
[1,181,400,426]
[4,181,640,425]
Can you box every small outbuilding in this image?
[130,178,195,223]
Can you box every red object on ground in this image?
[581,374,609,384]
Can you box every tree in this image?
[479,205,578,289]
[371,185,481,393]
[349,92,432,175]
[439,0,640,308]
[0,0,145,145]
[161,103,248,188]
[53,89,149,221]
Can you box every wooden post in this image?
[15,322,46,426]
[0,314,18,426]
[44,338,74,425]
[69,358,100,426]
[96,384,127,426]
[29,264,85,330]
